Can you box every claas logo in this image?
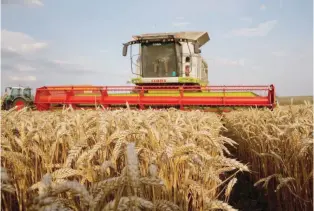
[151,79,166,83]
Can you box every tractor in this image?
[1,86,34,110]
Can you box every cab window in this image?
[11,88,20,96]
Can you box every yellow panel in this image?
[75,91,258,97]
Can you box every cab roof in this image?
[130,31,210,47]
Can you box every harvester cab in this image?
[122,32,209,88]
[1,86,34,110]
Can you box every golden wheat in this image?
[223,102,313,211]
[1,107,247,211]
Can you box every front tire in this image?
[12,98,27,110]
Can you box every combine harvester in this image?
[15,32,276,112]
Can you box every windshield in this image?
[23,89,31,98]
[141,42,180,77]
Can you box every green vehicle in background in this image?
[1,86,34,110]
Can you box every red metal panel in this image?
[34,85,276,111]
[35,96,270,105]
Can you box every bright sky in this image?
[1,0,313,96]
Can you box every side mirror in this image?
[5,87,11,93]
[122,44,128,56]
[194,42,201,54]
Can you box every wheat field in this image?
[0,103,313,211]
[1,107,248,211]
[223,102,313,211]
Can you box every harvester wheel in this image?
[12,98,27,110]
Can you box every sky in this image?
[1,0,313,96]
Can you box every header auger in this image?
[3,31,276,112]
